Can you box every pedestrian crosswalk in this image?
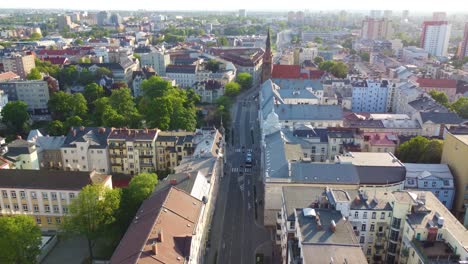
[234,148,252,153]
[231,167,252,173]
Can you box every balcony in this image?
[412,240,460,264]
[139,154,153,158]
[139,163,154,167]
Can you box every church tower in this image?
[261,28,273,83]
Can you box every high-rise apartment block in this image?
[458,22,468,58]
[361,18,393,40]
[420,21,451,57]
[0,53,35,79]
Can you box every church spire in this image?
[261,28,273,83]
[266,27,271,51]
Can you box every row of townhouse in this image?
[23,127,195,175]
[279,186,468,264]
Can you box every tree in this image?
[26,68,42,80]
[359,52,370,62]
[30,32,42,40]
[429,90,449,108]
[396,136,443,163]
[206,59,221,73]
[1,101,29,134]
[48,92,88,121]
[318,60,335,71]
[48,120,65,136]
[225,82,241,97]
[63,184,120,261]
[114,173,158,234]
[0,215,41,264]
[314,37,323,44]
[109,88,140,125]
[96,67,112,79]
[330,62,348,78]
[313,56,324,65]
[139,97,172,130]
[83,83,104,104]
[451,97,468,118]
[64,115,84,129]
[236,72,253,90]
[141,76,173,98]
[217,36,229,46]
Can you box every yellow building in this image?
[0,170,111,230]
[441,132,468,221]
[155,131,194,171]
[108,128,159,175]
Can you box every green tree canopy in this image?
[451,97,468,118]
[313,56,324,65]
[48,120,65,136]
[360,52,370,62]
[1,101,29,134]
[330,62,348,78]
[139,77,197,131]
[217,36,229,46]
[114,172,158,235]
[30,32,42,40]
[318,60,335,71]
[429,90,449,108]
[26,68,42,80]
[225,82,241,97]
[236,72,253,90]
[0,215,42,264]
[108,88,141,127]
[206,59,221,72]
[63,184,121,260]
[83,83,105,104]
[48,92,88,121]
[396,136,443,163]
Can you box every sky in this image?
[3,0,468,13]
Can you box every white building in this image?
[352,79,394,113]
[0,90,8,118]
[60,127,112,173]
[421,21,451,57]
[298,47,318,65]
[135,46,170,76]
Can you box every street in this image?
[205,87,272,264]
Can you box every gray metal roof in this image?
[404,163,454,180]
[36,136,66,151]
[264,131,289,179]
[277,88,318,100]
[355,166,406,185]
[290,163,360,184]
[272,78,324,91]
[420,111,463,125]
[276,104,343,121]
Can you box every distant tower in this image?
[261,28,273,84]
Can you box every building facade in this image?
[352,80,392,113]
[0,80,50,115]
[0,170,112,230]
[108,128,159,175]
[420,21,451,57]
[0,53,35,79]
[61,127,112,173]
[361,18,394,40]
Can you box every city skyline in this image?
[2,0,467,13]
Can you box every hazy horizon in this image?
[2,0,467,13]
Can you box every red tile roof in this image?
[42,57,68,65]
[272,65,301,79]
[110,187,202,264]
[0,71,20,81]
[416,78,457,89]
[37,49,80,56]
[309,70,326,79]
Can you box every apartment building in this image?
[111,187,203,264]
[0,80,50,115]
[0,53,35,78]
[420,21,451,57]
[0,170,112,230]
[61,127,112,173]
[155,131,194,171]
[361,18,394,40]
[107,128,159,175]
[28,130,65,171]
[134,46,170,75]
[404,163,455,209]
[3,139,40,170]
[351,79,394,113]
[441,132,468,223]
[278,186,468,264]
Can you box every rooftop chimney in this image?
[330,220,336,233]
[157,229,164,242]
[170,179,178,185]
[79,126,85,131]
[152,242,158,255]
[73,130,77,137]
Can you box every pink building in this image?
[416,78,457,101]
